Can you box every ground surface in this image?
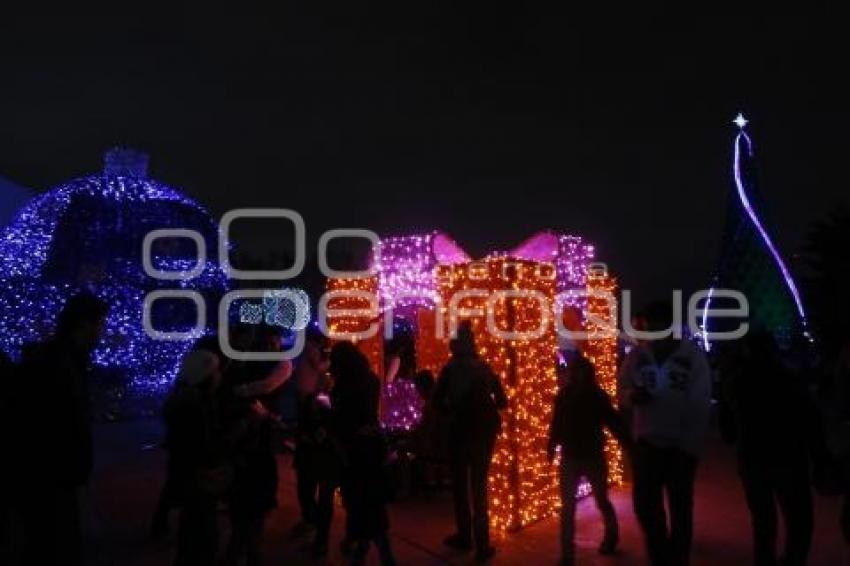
[63,421,849,564]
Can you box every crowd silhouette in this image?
[1,294,848,565]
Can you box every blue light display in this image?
[0,149,228,416]
[701,115,809,350]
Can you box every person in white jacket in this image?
[618,302,712,566]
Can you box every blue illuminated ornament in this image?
[0,149,228,416]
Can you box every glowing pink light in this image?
[372,230,599,430]
[381,379,423,431]
[510,231,559,261]
[433,232,471,264]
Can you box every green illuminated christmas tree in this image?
[702,114,808,349]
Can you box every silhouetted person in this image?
[618,302,711,566]
[330,341,396,566]
[294,378,336,558]
[165,349,229,566]
[10,291,107,566]
[289,329,333,552]
[0,350,14,551]
[433,322,507,562]
[719,331,824,566]
[833,339,850,543]
[222,327,291,566]
[151,334,230,539]
[410,369,447,495]
[548,356,629,565]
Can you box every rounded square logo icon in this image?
[143,229,207,281]
[219,209,305,280]
[219,290,305,360]
[317,228,380,279]
[143,290,206,341]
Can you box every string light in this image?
[324,275,384,375]
[326,232,619,529]
[381,379,423,432]
[432,258,560,532]
[702,116,809,348]
[584,270,624,486]
[0,149,227,416]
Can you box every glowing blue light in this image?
[733,131,807,323]
[700,285,715,351]
[0,153,227,414]
[702,117,807,350]
[262,289,310,330]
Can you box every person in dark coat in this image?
[0,350,15,551]
[289,329,333,550]
[295,381,337,557]
[9,291,107,566]
[151,334,231,539]
[221,392,280,566]
[718,331,827,566]
[221,327,292,566]
[547,356,629,565]
[410,369,448,495]
[165,349,231,566]
[330,341,396,566]
[433,322,507,562]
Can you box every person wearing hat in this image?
[165,349,230,566]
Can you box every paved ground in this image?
[65,421,849,564]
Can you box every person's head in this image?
[414,369,435,399]
[304,326,329,366]
[56,291,108,353]
[228,323,255,352]
[567,356,596,389]
[177,349,222,392]
[192,334,230,373]
[329,341,370,382]
[450,320,476,356]
[641,301,675,334]
[257,325,283,352]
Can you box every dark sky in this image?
[1,4,846,300]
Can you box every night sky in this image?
[1,4,846,301]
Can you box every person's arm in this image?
[617,350,636,410]
[233,360,294,398]
[616,350,638,437]
[432,365,451,413]
[795,372,832,470]
[684,346,713,452]
[385,355,401,384]
[717,367,738,445]
[367,375,381,426]
[489,367,508,410]
[600,389,631,448]
[547,393,564,461]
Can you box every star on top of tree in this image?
[733,113,749,129]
